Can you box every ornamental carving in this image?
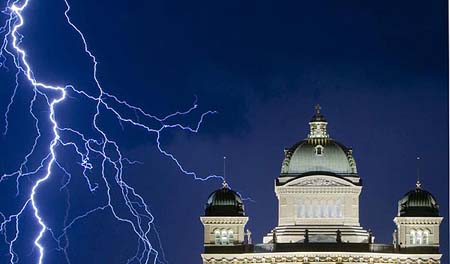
[203,255,439,264]
[290,178,348,187]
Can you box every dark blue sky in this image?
[0,0,448,263]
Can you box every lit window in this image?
[307,201,313,218]
[221,229,228,244]
[416,230,423,245]
[320,200,326,218]
[322,203,328,218]
[409,230,416,244]
[214,230,221,245]
[228,230,234,244]
[423,231,429,244]
[297,200,305,218]
[328,200,333,217]
[336,200,343,218]
[314,200,320,218]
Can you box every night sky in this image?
[0,0,448,263]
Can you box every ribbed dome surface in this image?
[281,139,357,175]
[398,183,439,217]
[205,185,245,216]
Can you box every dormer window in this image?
[315,145,324,156]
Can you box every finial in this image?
[315,104,321,115]
[310,104,326,122]
[416,180,422,189]
[416,157,422,189]
[222,156,228,188]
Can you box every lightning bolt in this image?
[0,0,234,263]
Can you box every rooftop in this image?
[204,242,440,255]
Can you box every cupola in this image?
[205,182,245,216]
[398,180,439,217]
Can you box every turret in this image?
[393,180,443,248]
[200,182,248,247]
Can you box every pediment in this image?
[286,176,352,187]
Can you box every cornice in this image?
[201,251,442,263]
[200,216,249,225]
[394,217,444,225]
[276,186,361,194]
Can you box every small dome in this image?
[398,181,439,217]
[205,183,245,216]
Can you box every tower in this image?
[393,180,443,248]
[200,182,248,247]
[264,105,369,243]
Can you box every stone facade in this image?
[200,106,443,264]
[394,217,443,248]
[201,216,248,246]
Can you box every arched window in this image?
[335,201,339,218]
[297,199,345,219]
[297,200,305,218]
[416,230,423,245]
[409,230,416,245]
[228,230,234,244]
[221,229,228,244]
[423,230,429,244]
[214,230,221,244]
[409,229,430,245]
[314,200,320,218]
[306,200,312,218]
[336,200,343,218]
[320,200,326,218]
[330,202,337,218]
[328,200,333,217]
[323,200,329,218]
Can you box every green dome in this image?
[280,105,358,177]
[205,184,245,216]
[281,139,358,176]
[398,181,439,217]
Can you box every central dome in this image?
[280,105,358,176]
[282,140,357,175]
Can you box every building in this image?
[200,106,444,264]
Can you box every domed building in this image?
[200,106,444,264]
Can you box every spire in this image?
[222,156,228,188]
[416,157,422,189]
[308,104,329,139]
